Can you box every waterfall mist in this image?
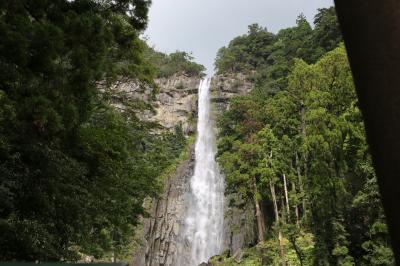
[182,78,225,265]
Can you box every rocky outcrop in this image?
[210,73,252,113]
[113,74,200,134]
[222,196,257,257]
[151,75,200,134]
[133,145,195,266]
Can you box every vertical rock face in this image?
[222,195,257,256]
[130,75,200,266]
[133,145,195,266]
[210,74,257,257]
[113,74,200,134]
[132,73,255,266]
[151,75,201,134]
[210,73,252,113]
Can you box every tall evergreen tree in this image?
[0,0,189,261]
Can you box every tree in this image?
[0,0,187,261]
[144,47,205,78]
[215,23,275,74]
[312,7,342,54]
[216,44,394,264]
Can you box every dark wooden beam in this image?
[334,0,400,263]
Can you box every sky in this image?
[144,0,334,74]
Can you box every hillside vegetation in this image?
[145,47,206,78]
[0,0,198,260]
[215,7,394,265]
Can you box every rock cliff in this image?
[133,145,195,266]
[210,73,257,258]
[151,76,200,134]
[210,73,252,113]
[128,75,200,266]
[113,74,200,134]
[131,73,255,266]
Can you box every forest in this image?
[0,0,396,265]
[215,7,394,266]
[0,0,202,261]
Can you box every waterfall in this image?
[183,78,225,265]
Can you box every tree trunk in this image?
[289,236,304,266]
[112,251,116,263]
[253,176,265,243]
[299,104,308,179]
[281,198,287,224]
[270,180,287,266]
[270,180,279,223]
[295,152,307,221]
[283,173,290,223]
[292,181,300,228]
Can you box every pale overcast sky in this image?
[144,0,334,74]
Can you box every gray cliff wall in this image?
[113,74,200,134]
[134,145,195,266]
[132,73,256,266]
[150,76,200,134]
[131,75,200,266]
[210,73,257,257]
[210,73,252,112]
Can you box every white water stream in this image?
[183,78,225,265]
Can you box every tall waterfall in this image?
[183,78,225,265]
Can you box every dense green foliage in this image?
[215,7,342,94]
[217,8,394,266]
[145,47,205,78]
[210,233,315,266]
[215,23,275,74]
[0,0,186,261]
[0,2,394,264]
